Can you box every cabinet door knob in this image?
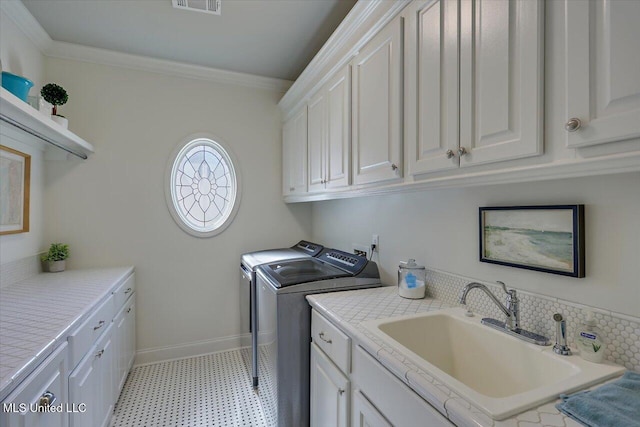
[565,118,582,132]
[457,147,468,157]
[38,391,56,408]
[391,163,398,171]
[446,149,455,159]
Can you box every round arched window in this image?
[165,136,240,237]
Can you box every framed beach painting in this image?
[479,205,585,278]
[0,145,31,235]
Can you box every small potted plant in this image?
[41,243,70,273]
[40,83,69,128]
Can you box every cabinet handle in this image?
[391,163,398,171]
[565,118,582,132]
[338,388,345,395]
[124,287,132,294]
[289,187,295,192]
[38,391,56,408]
[95,349,104,359]
[457,147,468,157]
[93,320,105,330]
[318,332,332,344]
[127,307,132,314]
[446,149,455,159]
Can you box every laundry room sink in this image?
[362,307,625,420]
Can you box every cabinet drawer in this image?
[113,274,135,311]
[68,295,114,368]
[311,310,351,374]
[1,342,68,427]
[353,346,453,427]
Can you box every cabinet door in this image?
[283,107,308,196]
[459,0,544,166]
[114,295,135,400]
[310,343,349,427]
[405,0,460,175]
[308,90,327,193]
[69,325,114,427]
[565,0,640,148]
[326,65,351,189]
[352,16,403,185]
[352,390,392,427]
[1,343,68,427]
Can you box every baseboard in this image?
[134,333,252,366]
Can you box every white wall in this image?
[0,9,46,265]
[311,172,640,318]
[43,57,311,361]
[0,9,44,91]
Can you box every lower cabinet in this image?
[311,309,454,426]
[352,390,391,427]
[114,295,136,400]
[0,343,69,427]
[310,343,349,427]
[1,273,136,427]
[69,324,115,427]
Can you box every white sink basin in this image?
[362,307,625,420]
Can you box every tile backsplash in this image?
[425,269,640,373]
[0,255,41,289]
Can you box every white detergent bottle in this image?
[575,310,606,363]
[398,259,426,299]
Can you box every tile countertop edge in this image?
[0,266,135,401]
[306,289,590,427]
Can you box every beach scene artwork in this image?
[481,209,574,272]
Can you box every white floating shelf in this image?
[0,87,94,159]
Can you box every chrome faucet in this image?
[459,281,550,346]
[459,281,520,330]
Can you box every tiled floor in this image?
[111,348,268,427]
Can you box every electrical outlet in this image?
[353,244,369,258]
[371,234,379,252]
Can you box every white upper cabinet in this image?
[458,0,544,167]
[326,66,351,190]
[564,0,640,148]
[406,0,543,176]
[405,0,460,175]
[307,64,352,193]
[352,16,403,186]
[283,107,308,196]
[308,90,327,193]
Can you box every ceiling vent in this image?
[172,0,221,16]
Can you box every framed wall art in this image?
[0,145,31,235]
[479,205,585,278]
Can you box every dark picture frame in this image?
[479,205,585,278]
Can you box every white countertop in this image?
[0,267,134,401]
[307,286,584,427]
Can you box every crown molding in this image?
[0,0,52,52]
[45,41,293,92]
[1,0,292,93]
[278,0,411,115]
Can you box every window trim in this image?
[164,133,242,238]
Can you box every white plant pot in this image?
[51,115,68,129]
[48,260,66,273]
